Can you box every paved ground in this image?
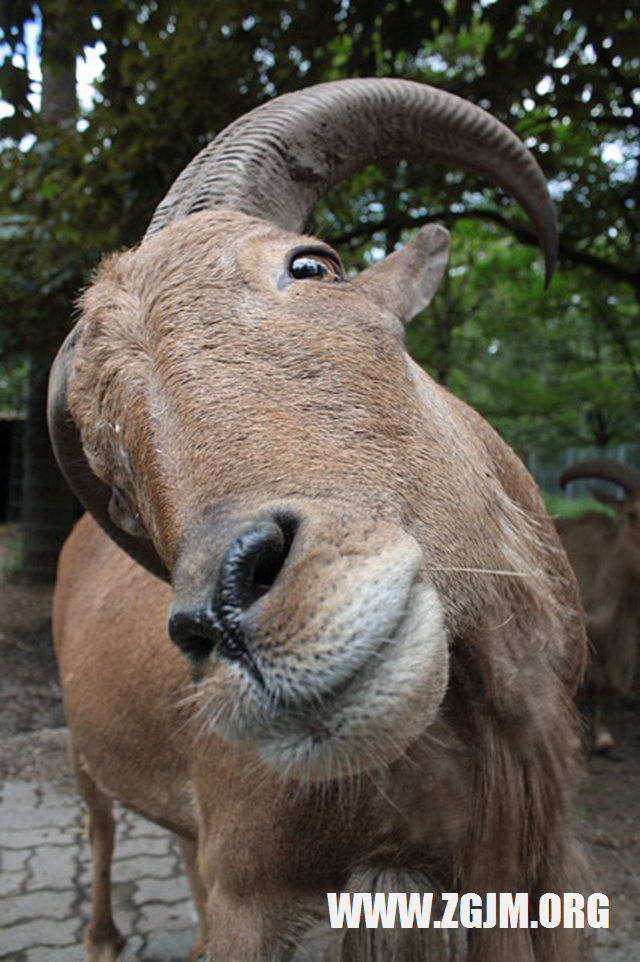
[1,731,198,962]
[2,726,639,962]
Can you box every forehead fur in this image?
[71,210,304,435]
[79,209,301,321]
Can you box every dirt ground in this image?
[1,524,638,960]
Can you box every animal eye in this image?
[288,250,343,282]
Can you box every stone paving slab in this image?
[1,774,197,961]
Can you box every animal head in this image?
[48,78,583,780]
[560,458,640,581]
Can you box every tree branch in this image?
[331,209,640,296]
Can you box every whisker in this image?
[431,565,533,577]
[366,769,408,823]
[484,612,516,632]
[420,728,456,752]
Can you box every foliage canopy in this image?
[0,0,637,455]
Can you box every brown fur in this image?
[556,495,640,749]
[54,210,590,960]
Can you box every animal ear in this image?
[352,223,450,324]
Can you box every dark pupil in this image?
[290,257,329,279]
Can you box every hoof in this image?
[84,925,126,962]
[593,729,615,753]
[187,939,207,962]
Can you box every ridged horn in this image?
[559,459,640,497]
[47,327,169,582]
[145,77,557,285]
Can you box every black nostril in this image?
[168,606,257,675]
[214,515,297,616]
[168,514,298,676]
[168,608,223,663]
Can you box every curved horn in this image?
[146,77,557,286]
[559,459,640,497]
[47,330,170,582]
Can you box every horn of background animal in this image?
[559,459,640,497]
[48,77,557,580]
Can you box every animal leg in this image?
[71,743,125,962]
[175,833,208,961]
[592,689,616,752]
[594,711,615,751]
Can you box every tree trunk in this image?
[19,9,79,583]
[21,363,78,582]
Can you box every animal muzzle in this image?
[167,501,450,778]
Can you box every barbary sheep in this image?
[556,458,640,751]
[48,78,590,962]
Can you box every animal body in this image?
[49,78,589,961]
[556,459,640,751]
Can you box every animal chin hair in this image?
[189,582,448,779]
[256,719,408,784]
[282,601,446,779]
